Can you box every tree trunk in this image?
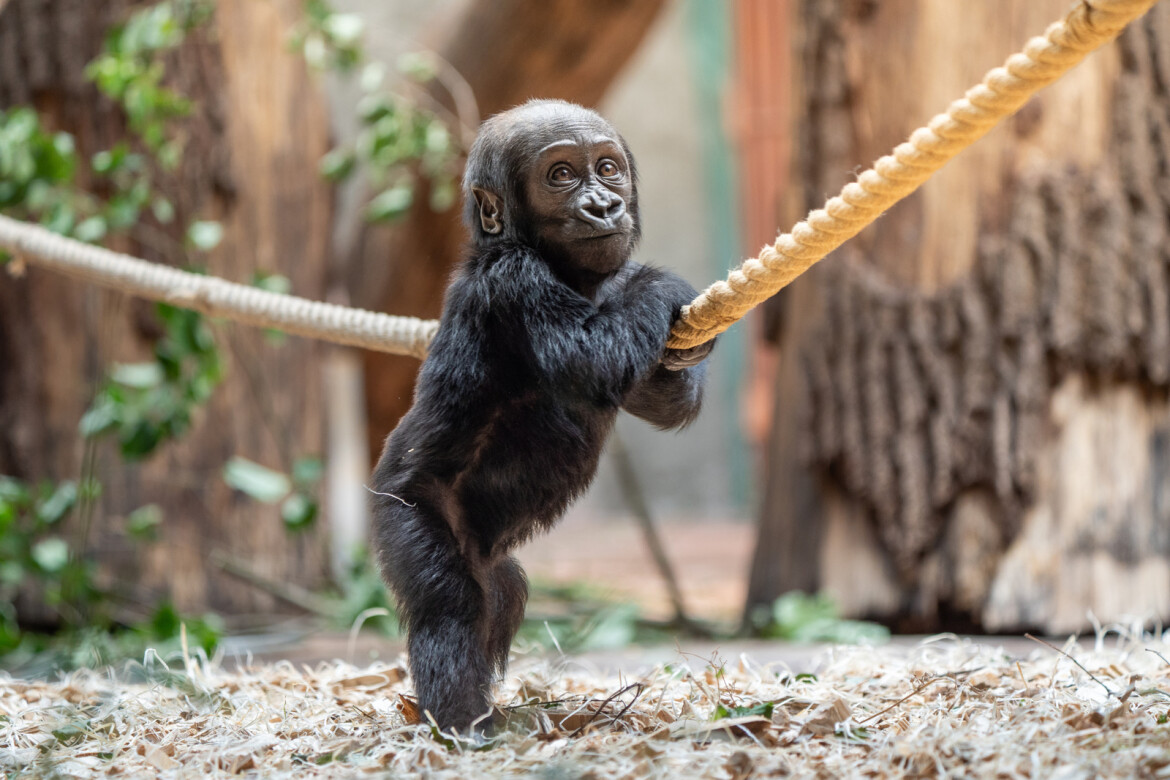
[353,0,668,460]
[0,0,333,616]
[746,0,1170,633]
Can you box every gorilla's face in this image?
[468,101,640,288]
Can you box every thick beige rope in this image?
[667,0,1161,349]
[0,214,438,359]
[0,1,1156,358]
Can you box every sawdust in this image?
[4,632,1170,777]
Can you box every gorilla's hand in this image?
[662,338,715,371]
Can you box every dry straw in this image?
[4,634,1170,777]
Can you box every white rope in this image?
[0,214,439,359]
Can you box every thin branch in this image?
[568,682,645,738]
[211,549,333,614]
[856,666,985,725]
[1026,633,1116,701]
[857,677,946,725]
[609,432,704,634]
[1146,648,1170,667]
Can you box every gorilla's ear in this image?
[472,188,504,235]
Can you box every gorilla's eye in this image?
[549,164,574,183]
[598,160,619,178]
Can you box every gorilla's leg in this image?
[377,501,492,733]
[485,556,529,674]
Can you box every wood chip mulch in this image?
[4,635,1170,778]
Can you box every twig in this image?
[1146,648,1170,668]
[349,704,379,722]
[609,682,646,727]
[502,697,578,711]
[568,682,645,738]
[609,432,704,635]
[210,549,333,614]
[857,677,946,725]
[1026,633,1116,701]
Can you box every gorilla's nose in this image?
[580,189,626,228]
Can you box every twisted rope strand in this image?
[0,215,438,359]
[666,0,1161,349]
[0,0,1156,358]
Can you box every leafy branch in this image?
[295,0,466,222]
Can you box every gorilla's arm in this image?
[622,361,706,430]
[613,264,713,430]
[489,247,681,406]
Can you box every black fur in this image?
[371,100,711,733]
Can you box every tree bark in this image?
[746,0,1170,633]
[0,0,333,616]
[353,0,668,460]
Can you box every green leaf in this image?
[105,195,142,230]
[151,196,175,224]
[127,504,163,540]
[36,482,77,525]
[32,538,70,573]
[359,62,385,92]
[0,476,30,507]
[423,122,450,156]
[251,271,291,295]
[119,420,163,459]
[323,13,364,46]
[148,602,181,638]
[397,51,437,83]
[41,133,78,181]
[0,561,24,587]
[223,457,291,504]
[281,493,317,531]
[365,184,413,222]
[50,722,87,746]
[301,35,328,71]
[772,591,836,632]
[292,456,323,487]
[110,362,164,389]
[836,723,870,741]
[156,140,182,171]
[319,147,356,181]
[92,150,114,174]
[74,216,108,243]
[357,94,393,124]
[80,398,119,438]
[712,701,774,721]
[91,146,127,174]
[428,179,458,212]
[43,203,77,235]
[186,220,224,251]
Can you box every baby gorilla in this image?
[371,99,713,733]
